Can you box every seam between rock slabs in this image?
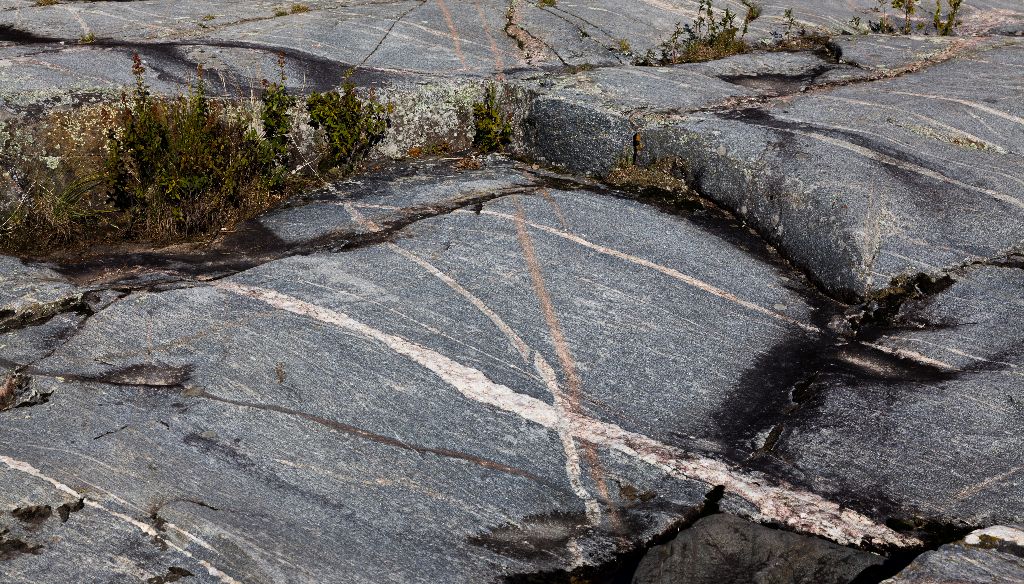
[32,183,540,290]
[682,36,987,117]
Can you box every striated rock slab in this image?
[639,40,1024,299]
[759,261,1024,530]
[0,257,84,332]
[2,3,1022,304]
[1,161,917,583]
[514,38,1024,300]
[2,1,1024,581]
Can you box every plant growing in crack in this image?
[637,0,748,65]
[757,8,834,53]
[0,57,391,253]
[870,0,898,33]
[869,0,964,34]
[892,0,919,34]
[306,78,390,174]
[261,54,296,170]
[741,0,762,36]
[104,59,287,238]
[472,84,512,153]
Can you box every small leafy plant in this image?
[892,0,918,34]
[472,84,512,153]
[741,0,762,35]
[306,80,390,173]
[933,0,963,35]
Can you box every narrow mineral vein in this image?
[189,388,552,485]
[513,199,619,529]
[352,202,822,333]
[0,455,240,584]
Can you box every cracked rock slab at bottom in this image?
[631,513,884,584]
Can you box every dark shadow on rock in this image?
[631,513,884,584]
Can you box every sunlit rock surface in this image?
[2,1,1024,582]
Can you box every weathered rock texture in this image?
[885,526,1024,583]
[2,1,1024,583]
[631,513,884,584]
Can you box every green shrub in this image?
[306,81,389,173]
[261,61,296,168]
[104,55,283,238]
[0,55,296,250]
[472,84,512,153]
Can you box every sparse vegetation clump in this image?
[637,0,751,65]
[769,8,833,52]
[606,158,703,211]
[275,4,310,17]
[472,84,512,153]
[869,0,964,35]
[0,55,391,253]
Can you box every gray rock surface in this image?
[2,1,1024,582]
[640,40,1024,299]
[761,260,1024,529]
[2,160,915,583]
[885,526,1024,583]
[0,257,83,329]
[631,513,884,584]
[2,1,1023,301]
